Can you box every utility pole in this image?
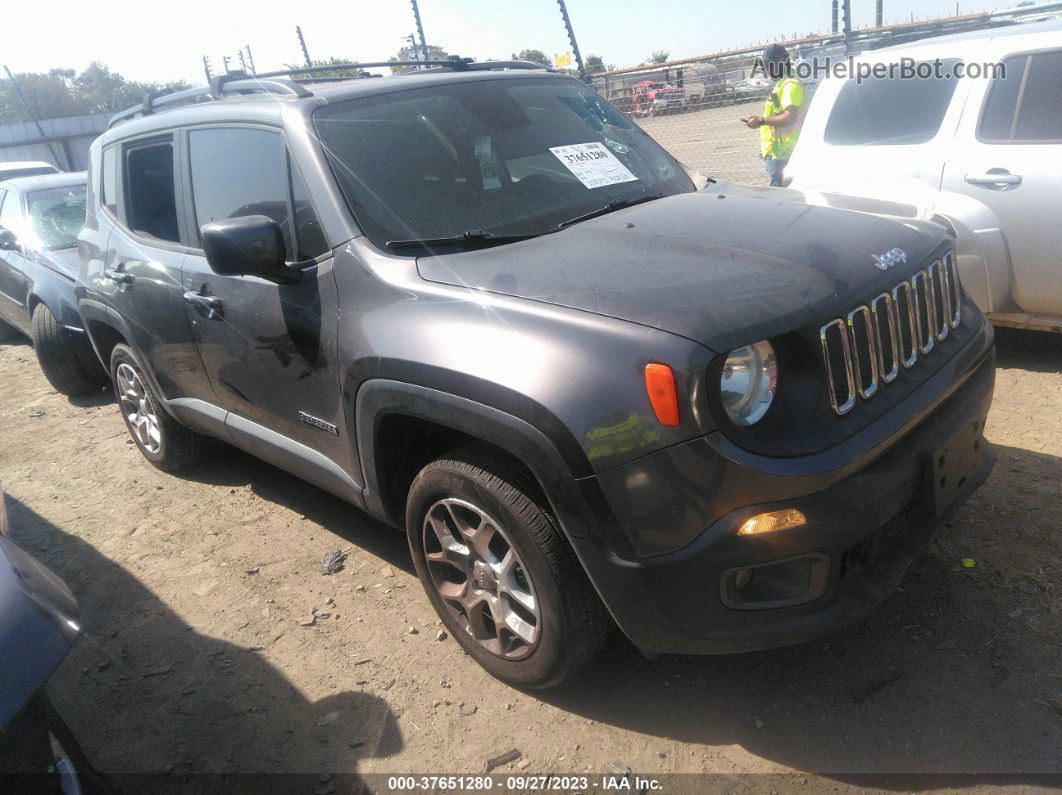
[202,55,214,83]
[296,25,312,67]
[410,1,429,62]
[2,65,64,169]
[841,0,853,56]
[556,0,585,76]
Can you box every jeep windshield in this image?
[314,76,695,251]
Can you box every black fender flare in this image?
[354,379,596,538]
[353,379,672,650]
[77,299,175,419]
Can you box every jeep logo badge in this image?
[872,248,907,271]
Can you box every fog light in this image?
[734,568,754,591]
[737,508,806,536]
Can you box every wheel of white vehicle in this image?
[110,343,202,471]
[406,444,608,689]
[31,303,107,396]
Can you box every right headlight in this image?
[719,340,777,427]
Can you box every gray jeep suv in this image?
[77,60,996,688]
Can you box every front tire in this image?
[31,304,107,396]
[110,344,202,471]
[406,444,608,689]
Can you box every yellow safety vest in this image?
[761,76,805,160]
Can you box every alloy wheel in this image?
[116,362,161,455]
[422,498,540,660]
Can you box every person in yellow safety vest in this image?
[745,43,805,187]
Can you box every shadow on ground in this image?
[993,325,1062,372]
[5,497,402,794]
[538,439,1060,783]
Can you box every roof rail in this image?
[108,56,553,128]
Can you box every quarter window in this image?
[824,60,962,145]
[188,127,325,260]
[101,146,118,216]
[0,190,20,237]
[125,141,180,243]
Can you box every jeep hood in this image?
[416,184,947,353]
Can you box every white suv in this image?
[787,20,1062,333]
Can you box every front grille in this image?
[820,252,960,416]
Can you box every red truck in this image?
[627,80,686,117]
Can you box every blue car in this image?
[0,174,106,395]
[0,491,107,793]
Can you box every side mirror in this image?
[200,215,299,282]
[0,228,18,252]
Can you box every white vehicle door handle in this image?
[965,172,1022,187]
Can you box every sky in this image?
[5,0,1020,84]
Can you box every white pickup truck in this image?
[787,20,1062,333]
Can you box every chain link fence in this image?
[589,56,772,186]
[590,54,823,186]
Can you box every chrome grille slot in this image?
[871,292,899,384]
[820,318,855,415]
[819,250,960,416]
[892,281,918,369]
[847,305,878,399]
[929,259,950,341]
[943,251,961,329]
[912,270,935,355]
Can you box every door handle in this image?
[183,290,224,320]
[103,267,133,284]
[964,171,1022,187]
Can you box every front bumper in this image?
[569,322,996,655]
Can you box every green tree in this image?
[390,44,451,72]
[0,62,191,123]
[283,56,366,79]
[585,54,608,74]
[513,49,551,67]
[649,50,671,64]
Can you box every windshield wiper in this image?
[386,229,543,250]
[551,192,665,231]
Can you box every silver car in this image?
[787,20,1062,333]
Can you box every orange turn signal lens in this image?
[644,363,680,426]
[737,508,807,536]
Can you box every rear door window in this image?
[125,139,181,243]
[824,60,962,145]
[980,50,1062,142]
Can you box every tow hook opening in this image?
[721,553,830,610]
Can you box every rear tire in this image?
[31,304,107,396]
[406,444,608,689]
[110,343,202,471]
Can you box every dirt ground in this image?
[0,325,1059,792]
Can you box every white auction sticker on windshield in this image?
[549,142,638,189]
